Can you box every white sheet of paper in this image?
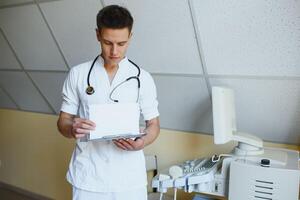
[88,103,140,140]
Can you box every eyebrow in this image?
[103,39,128,44]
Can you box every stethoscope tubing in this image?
[86,55,141,102]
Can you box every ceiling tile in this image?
[29,71,67,114]
[0,30,21,69]
[193,0,300,76]
[210,78,300,144]
[125,0,203,74]
[0,0,33,7]
[0,87,17,109]
[0,5,67,70]
[0,71,53,113]
[154,75,212,134]
[40,0,102,67]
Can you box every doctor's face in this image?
[97,27,132,67]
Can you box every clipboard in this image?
[88,103,143,140]
[90,132,147,141]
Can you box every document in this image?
[88,103,143,140]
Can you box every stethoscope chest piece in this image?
[86,86,95,95]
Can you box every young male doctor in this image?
[57,5,160,200]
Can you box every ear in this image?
[96,29,101,42]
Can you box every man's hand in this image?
[113,117,160,151]
[71,118,96,139]
[57,111,96,139]
[113,137,145,151]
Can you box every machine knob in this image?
[260,159,270,167]
[190,161,195,166]
[169,165,183,179]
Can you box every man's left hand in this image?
[113,137,145,151]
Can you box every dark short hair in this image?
[97,5,133,33]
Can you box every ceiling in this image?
[0,0,299,145]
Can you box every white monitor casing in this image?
[212,86,263,156]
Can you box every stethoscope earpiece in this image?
[86,86,95,95]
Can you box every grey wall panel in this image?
[0,88,17,109]
[0,71,53,113]
[210,78,300,144]
[0,30,21,69]
[102,0,124,6]
[193,0,300,76]
[29,71,67,114]
[154,75,212,134]
[40,0,102,67]
[125,0,203,74]
[0,5,67,70]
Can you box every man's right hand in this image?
[57,111,96,139]
[71,118,96,139]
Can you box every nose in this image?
[111,44,118,56]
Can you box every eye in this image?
[118,42,126,46]
[103,40,112,45]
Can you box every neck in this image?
[104,63,118,71]
[103,62,119,85]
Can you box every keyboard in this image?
[182,157,218,175]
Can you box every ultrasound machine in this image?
[152,87,300,200]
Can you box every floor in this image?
[0,187,36,200]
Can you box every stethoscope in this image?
[86,55,141,103]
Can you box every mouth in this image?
[109,56,120,60]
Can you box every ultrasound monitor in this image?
[212,87,264,156]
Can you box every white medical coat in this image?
[61,56,159,192]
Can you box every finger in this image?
[117,139,130,150]
[128,138,144,150]
[80,123,95,130]
[113,140,127,150]
[74,133,86,139]
[82,119,96,127]
[73,121,94,131]
[124,138,135,145]
[118,139,134,150]
[74,118,96,127]
[75,128,90,134]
